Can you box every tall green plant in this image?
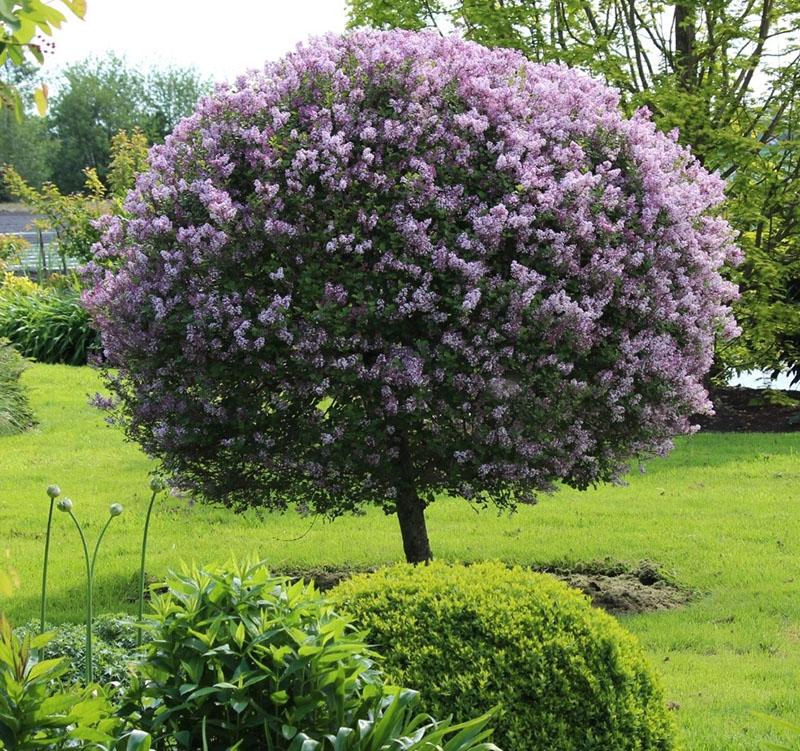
[136,476,165,649]
[38,485,60,635]
[56,499,122,685]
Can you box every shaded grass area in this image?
[0,364,799,750]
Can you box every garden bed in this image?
[699,387,800,432]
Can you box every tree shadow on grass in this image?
[8,570,143,626]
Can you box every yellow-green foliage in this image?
[2,127,149,265]
[0,235,29,270]
[1,272,39,296]
[332,561,675,751]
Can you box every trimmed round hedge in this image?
[332,561,675,751]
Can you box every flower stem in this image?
[39,497,55,634]
[137,489,158,648]
[67,510,93,685]
[91,516,114,579]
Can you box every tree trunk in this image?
[395,432,433,563]
[674,2,696,89]
[395,480,433,563]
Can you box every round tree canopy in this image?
[85,31,739,531]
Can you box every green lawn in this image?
[1,364,799,750]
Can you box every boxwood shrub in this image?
[331,561,676,751]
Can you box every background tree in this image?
[48,55,144,192]
[140,66,210,142]
[348,0,800,381]
[48,55,209,192]
[84,32,738,562]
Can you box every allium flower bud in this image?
[149,476,166,493]
[109,503,124,517]
[46,484,61,499]
[57,498,73,513]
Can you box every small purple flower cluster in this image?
[83,30,739,513]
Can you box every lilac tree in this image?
[84,31,739,562]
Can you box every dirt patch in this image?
[559,573,689,614]
[697,387,800,432]
[276,559,691,616]
[535,559,691,615]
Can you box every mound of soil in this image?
[560,573,689,614]
[697,387,800,432]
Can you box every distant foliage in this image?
[0,107,55,199]
[0,337,35,435]
[0,233,28,268]
[4,164,106,266]
[85,32,738,559]
[4,127,149,265]
[48,56,209,193]
[333,561,676,751]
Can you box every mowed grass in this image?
[1,364,799,750]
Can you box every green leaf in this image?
[126,729,152,751]
[34,85,48,116]
[60,0,86,18]
[270,689,289,705]
[234,621,246,647]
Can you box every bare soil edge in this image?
[274,559,692,616]
[697,386,800,432]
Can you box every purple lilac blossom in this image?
[83,30,739,514]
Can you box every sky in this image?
[42,0,349,83]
